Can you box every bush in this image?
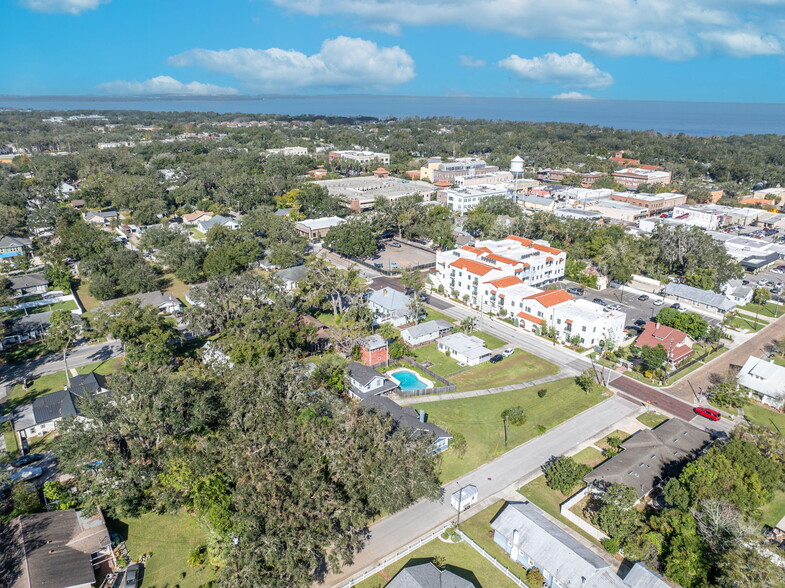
[501,406,527,426]
[606,435,623,448]
[188,545,208,567]
[526,567,545,587]
[432,555,447,570]
[537,388,547,398]
[602,537,620,553]
[543,455,592,494]
[450,431,467,458]
[537,424,547,435]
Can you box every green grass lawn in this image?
[0,340,46,364]
[473,331,507,350]
[595,430,630,451]
[450,350,558,392]
[724,314,767,332]
[354,536,517,588]
[3,422,19,457]
[424,307,456,324]
[743,401,785,433]
[459,501,530,585]
[75,281,100,310]
[27,430,59,453]
[571,446,606,467]
[759,490,785,529]
[411,344,465,377]
[3,299,78,319]
[637,412,668,428]
[162,274,192,306]
[109,512,215,588]
[739,301,785,318]
[517,477,600,546]
[188,227,206,239]
[417,378,606,482]
[76,357,123,376]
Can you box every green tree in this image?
[45,310,81,386]
[640,344,668,373]
[591,482,640,541]
[575,369,598,393]
[323,217,378,258]
[44,264,73,292]
[501,406,527,426]
[543,456,591,494]
[753,287,771,306]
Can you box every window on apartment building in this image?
[582,326,586,332]
[580,337,585,344]
[537,311,543,318]
[556,319,561,324]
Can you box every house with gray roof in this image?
[84,210,118,226]
[197,214,239,233]
[386,562,472,588]
[7,272,49,296]
[100,290,181,315]
[584,419,713,501]
[436,332,491,366]
[347,361,398,397]
[274,265,309,292]
[662,282,736,314]
[621,563,670,588]
[368,287,414,327]
[491,501,626,587]
[0,235,32,258]
[400,319,453,346]
[722,279,753,305]
[737,355,785,409]
[360,395,451,454]
[2,310,53,348]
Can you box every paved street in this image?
[610,374,698,421]
[0,340,122,400]
[322,395,638,586]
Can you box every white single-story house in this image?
[723,279,754,305]
[663,282,736,314]
[84,211,118,226]
[274,265,309,292]
[491,501,628,588]
[737,356,785,409]
[436,332,491,366]
[347,361,398,398]
[197,214,240,233]
[399,319,453,346]
[100,291,181,315]
[367,288,414,327]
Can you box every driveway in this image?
[322,395,638,586]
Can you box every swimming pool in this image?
[387,368,434,392]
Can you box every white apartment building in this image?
[328,150,390,165]
[551,299,626,347]
[436,184,512,213]
[454,171,513,187]
[265,146,308,156]
[420,157,498,182]
[612,168,672,189]
[433,236,567,307]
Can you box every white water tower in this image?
[510,155,524,175]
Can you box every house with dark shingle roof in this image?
[0,235,32,258]
[386,562,473,588]
[360,395,451,454]
[347,361,398,397]
[7,273,49,296]
[100,290,181,315]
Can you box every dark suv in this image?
[489,354,503,364]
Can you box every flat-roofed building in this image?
[315,176,434,211]
[436,184,511,213]
[610,191,687,214]
[328,150,389,165]
[419,156,498,182]
[295,216,345,240]
[612,168,672,189]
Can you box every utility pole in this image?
[456,484,464,528]
[687,380,699,403]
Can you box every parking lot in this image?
[368,240,436,271]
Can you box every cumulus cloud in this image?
[552,91,593,100]
[499,53,613,89]
[269,0,785,60]
[459,55,486,69]
[21,0,107,14]
[699,31,783,57]
[96,76,238,96]
[168,37,415,92]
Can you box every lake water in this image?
[2,95,785,137]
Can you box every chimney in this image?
[383,288,388,296]
[419,409,426,423]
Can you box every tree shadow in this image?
[105,516,130,542]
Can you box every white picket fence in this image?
[456,530,528,588]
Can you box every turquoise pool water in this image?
[390,369,429,391]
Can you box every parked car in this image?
[592,298,606,306]
[693,407,721,421]
[609,280,622,288]
[634,319,647,327]
[502,348,514,357]
[670,303,682,310]
[125,563,141,588]
[12,454,44,468]
[489,354,503,364]
[625,325,643,336]
[759,279,770,287]
[638,294,650,301]
[653,298,664,306]
[566,287,584,296]
[607,304,622,311]
[388,242,402,248]
[742,279,750,285]
[11,467,43,483]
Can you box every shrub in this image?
[501,406,527,426]
[537,424,547,435]
[606,435,623,448]
[526,567,545,587]
[543,455,591,494]
[602,537,620,553]
[188,545,208,567]
[537,388,547,398]
[432,555,447,570]
[450,431,467,458]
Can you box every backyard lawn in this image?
[743,401,785,433]
[411,344,466,377]
[75,281,100,310]
[759,490,785,529]
[110,512,215,588]
[738,301,785,318]
[571,446,606,468]
[459,501,529,584]
[637,412,668,428]
[450,350,558,392]
[162,274,193,305]
[354,536,517,588]
[417,378,607,482]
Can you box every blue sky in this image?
[3,0,785,102]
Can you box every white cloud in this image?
[269,0,785,60]
[459,55,486,69]
[552,91,593,100]
[96,76,238,96]
[21,0,107,14]
[699,31,783,57]
[498,53,613,89]
[168,37,415,92]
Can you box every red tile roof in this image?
[531,243,564,255]
[485,253,519,265]
[449,258,498,276]
[461,245,492,255]
[525,289,573,307]
[636,322,694,361]
[486,276,523,288]
[506,235,533,246]
[517,311,545,325]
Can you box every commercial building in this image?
[294,216,345,240]
[419,156,498,183]
[536,168,607,186]
[436,184,511,213]
[265,146,308,156]
[610,191,687,214]
[585,200,648,223]
[612,168,672,189]
[662,282,736,314]
[328,150,390,165]
[550,299,626,348]
[671,204,764,229]
[454,170,513,187]
[315,176,434,211]
[518,194,558,213]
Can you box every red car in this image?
[693,407,721,421]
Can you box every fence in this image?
[396,357,456,397]
[664,344,726,380]
[456,530,528,588]
[340,524,451,587]
[559,488,608,541]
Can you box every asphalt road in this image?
[323,395,638,586]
